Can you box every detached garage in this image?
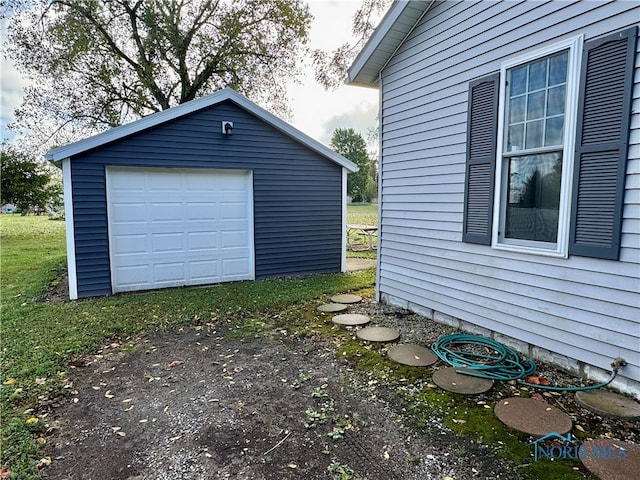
[46,88,357,300]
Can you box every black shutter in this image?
[569,26,637,260]
[463,73,499,245]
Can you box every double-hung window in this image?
[463,27,636,260]
[495,38,581,256]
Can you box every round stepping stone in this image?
[331,294,362,304]
[494,397,572,436]
[575,389,640,419]
[317,303,348,313]
[580,439,640,480]
[356,326,400,342]
[432,367,494,394]
[332,313,371,327]
[387,344,438,367]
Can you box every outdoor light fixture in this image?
[222,121,234,134]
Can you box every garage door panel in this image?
[186,203,218,220]
[107,167,253,293]
[188,232,218,250]
[221,231,249,248]
[149,203,183,222]
[151,233,185,254]
[110,203,147,223]
[189,260,219,280]
[113,265,150,286]
[222,258,251,277]
[153,262,186,282]
[112,234,149,255]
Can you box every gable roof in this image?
[347,0,435,87]
[45,87,357,172]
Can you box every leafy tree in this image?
[5,0,312,149]
[0,147,62,214]
[312,0,391,89]
[330,127,376,203]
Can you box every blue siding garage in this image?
[46,88,356,299]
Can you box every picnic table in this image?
[346,224,378,251]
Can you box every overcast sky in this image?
[0,1,379,149]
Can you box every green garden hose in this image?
[431,333,618,392]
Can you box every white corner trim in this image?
[62,158,78,300]
[375,75,383,302]
[341,168,348,273]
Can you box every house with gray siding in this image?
[348,0,639,395]
[46,88,357,300]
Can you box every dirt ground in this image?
[39,295,638,480]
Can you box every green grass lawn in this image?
[0,214,375,478]
[346,202,377,226]
[347,203,378,259]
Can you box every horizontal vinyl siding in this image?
[378,0,640,384]
[71,101,341,298]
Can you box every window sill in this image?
[492,242,568,259]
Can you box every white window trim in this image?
[492,35,583,258]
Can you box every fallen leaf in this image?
[452,419,467,424]
[122,398,133,403]
[35,378,46,385]
[116,431,126,437]
[524,375,540,385]
[383,451,390,460]
[287,464,297,469]
[575,425,585,432]
[166,360,183,368]
[3,378,16,385]
[26,417,39,425]
[0,467,11,478]
[104,390,114,399]
[539,377,551,386]
[37,457,51,469]
[124,405,134,412]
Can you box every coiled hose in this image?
[431,333,618,391]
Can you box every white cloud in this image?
[288,0,379,145]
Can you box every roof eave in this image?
[347,1,412,87]
[347,1,433,87]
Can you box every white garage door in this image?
[106,167,254,293]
